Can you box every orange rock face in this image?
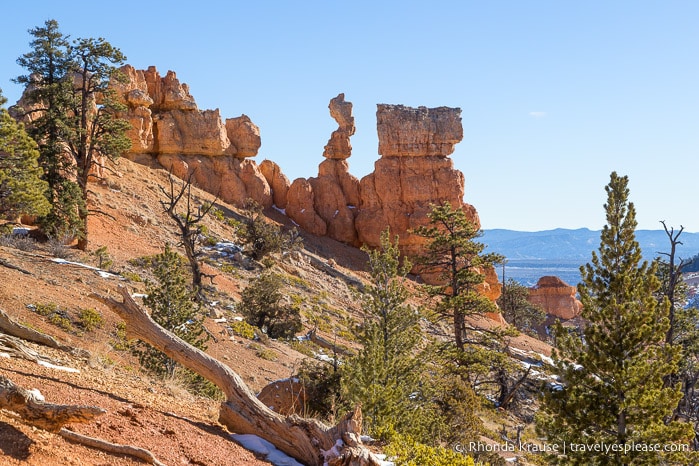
[528,276,583,320]
[286,95,360,244]
[259,160,291,209]
[111,65,271,208]
[323,93,355,160]
[376,105,463,157]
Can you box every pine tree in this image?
[14,20,84,239]
[537,172,693,464]
[0,90,50,221]
[135,244,208,378]
[341,229,426,438]
[413,201,503,351]
[14,19,131,249]
[238,270,302,339]
[498,278,545,337]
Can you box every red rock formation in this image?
[286,95,360,243]
[323,93,355,160]
[112,65,270,207]
[376,105,463,157]
[528,276,583,320]
[259,160,291,209]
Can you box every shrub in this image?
[229,320,256,340]
[0,233,37,251]
[240,198,283,260]
[78,308,104,332]
[382,430,476,466]
[92,245,113,270]
[238,270,302,339]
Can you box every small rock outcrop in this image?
[112,65,270,207]
[286,94,360,244]
[528,276,583,320]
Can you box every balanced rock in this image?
[528,276,583,320]
[376,105,463,157]
[323,93,355,160]
[287,94,360,243]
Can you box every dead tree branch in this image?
[95,286,381,466]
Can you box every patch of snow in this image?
[300,209,305,214]
[290,219,299,227]
[28,388,45,402]
[233,316,244,322]
[538,353,554,366]
[12,227,29,235]
[231,434,304,466]
[0,352,10,358]
[322,439,344,464]
[333,210,339,218]
[51,258,119,279]
[37,360,80,373]
[347,205,356,209]
[132,293,148,299]
[273,205,287,215]
[213,318,227,324]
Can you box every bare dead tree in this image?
[659,220,687,345]
[159,170,216,300]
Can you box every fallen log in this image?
[97,286,381,466]
[0,375,104,432]
[59,428,165,466]
[0,309,86,356]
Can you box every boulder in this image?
[257,379,306,416]
[143,66,197,111]
[528,276,583,320]
[226,115,261,158]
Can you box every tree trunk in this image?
[98,286,381,466]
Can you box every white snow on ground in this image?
[0,352,10,358]
[231,434,304,466]
[51,258,120,279]
[37,360,80,373]
[273,205,287,215]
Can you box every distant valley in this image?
[482,228,699,286]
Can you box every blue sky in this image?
[2,1,698,232]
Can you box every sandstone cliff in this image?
[113,65,270,207]
[528,276,583,320]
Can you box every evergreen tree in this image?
[14,20,83,239]
[537,172,693,464]
[135,244,208,378]
[341,229,426,438]
[15,19,131,249]
[413,201,504,351]
[497,278,546,337]
[238,270,302,339]
[0,90,50,221]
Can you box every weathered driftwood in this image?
[0,375,104,432]
[60,428,165,466]
[0,309,84,356]
[98,286,381,466]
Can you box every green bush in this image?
[239,270,302,339]
[229,320,256,340]
[382,430,475,466]
[78,308,104,332]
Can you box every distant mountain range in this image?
[482,228,699,261]
[481,228,699,286]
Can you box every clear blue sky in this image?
[2,1,698,232]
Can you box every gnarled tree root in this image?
[0,375,104,432]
